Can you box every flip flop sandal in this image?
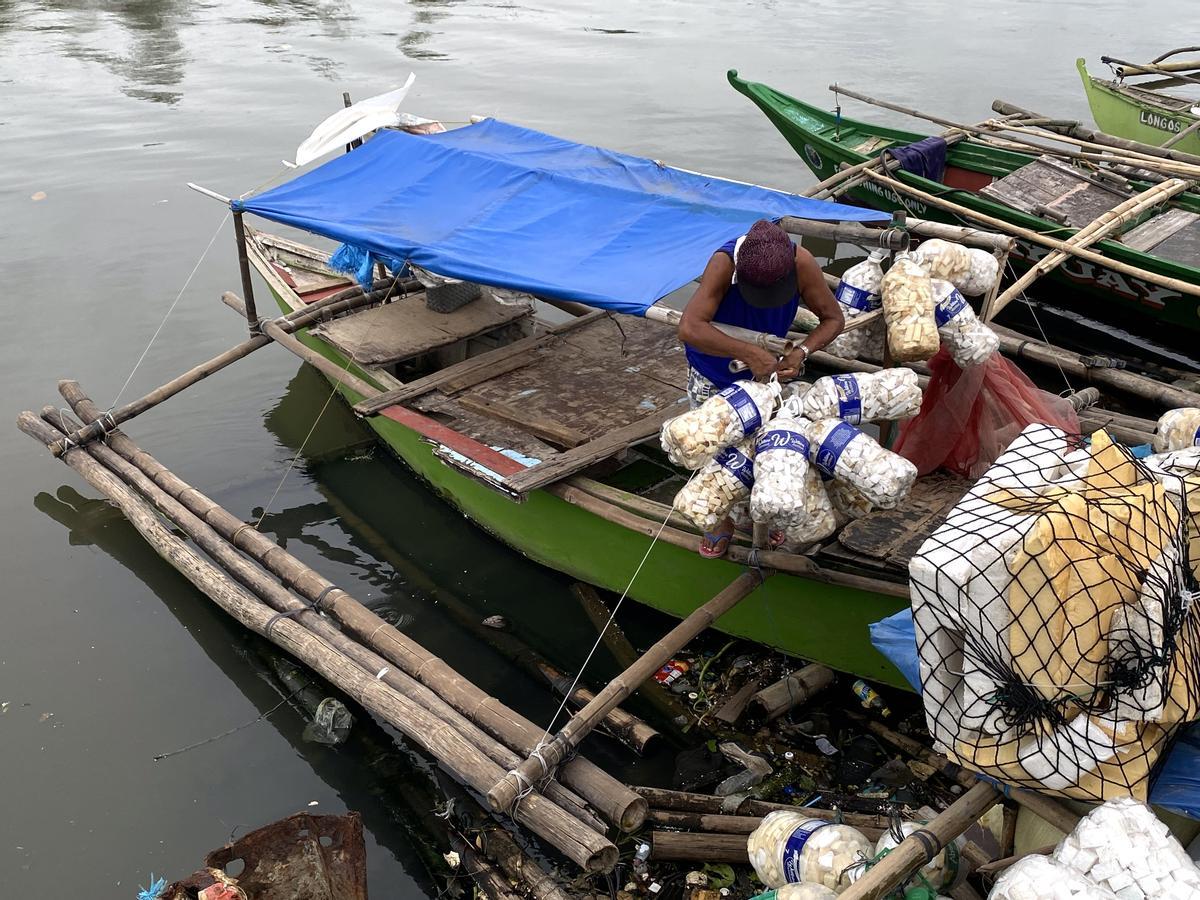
[700,529,733,559]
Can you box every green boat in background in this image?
[1078,56,1200,157]
[730,70,1200,336]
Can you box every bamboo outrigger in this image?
[16,107,1187,880]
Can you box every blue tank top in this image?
[684,238,801,388]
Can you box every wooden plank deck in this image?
[355,308,692,495]
[1122,207,1200,266]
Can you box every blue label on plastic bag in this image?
[781,820,831,883]
[832,374,863,425]
[934,288,968,327]
[715,446,755,488]
[1195,426,1200,447]
[835,281,877,313]
[717,384,762,435]
[755,429,810,457]
[814,421,860,480]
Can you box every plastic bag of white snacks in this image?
[801,370,923,424]
[1052,797,1200,898]
[871,823,964,893]
[826,250,887,360]
[806,418,917,509]
[915,240,1000,297]
[751,416,815,528]
[661,380,780,470]
[931,279,999,368]
[960,248,1000,296]
[781,467,839,548]
[673,438,755,531]
[747,811,873,891]
[881,252,940,363]
[914,238,972,285]
[1153,408,1200,453]
[990,855,1119,900]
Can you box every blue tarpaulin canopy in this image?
[234,118,890,315]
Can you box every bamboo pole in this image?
[837,781,1002,900]
[751,664,835,720]
[233,210,260,335]
[646,810,763,834]
[17,412,617,873]
[648,831,749,863]
[1165,116,1200,149]
[831,85,1200,177]
[1101,55,1200,89]
[991,99,1200,168]
[632,787,894,833]
[415,568,660,756]
[779,214,1015,253]
[643,305,794,355]
[46,279,410,456]
[830,84,1200,175]
[645,809,886,841]
[487,571,769,813]
[859,168,1200,302]
[535,659,661,755]
[571,583,693,727]
[449,831,523,900]
[57,382,645,833]
[39,405,606,839]
[988,326,1200,409]
[985,178,1193,319]
[478,824,572,900]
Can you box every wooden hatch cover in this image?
[980,155,1132,228]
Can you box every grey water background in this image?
[0,2,1185,895]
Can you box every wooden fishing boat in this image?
[247,229,921,689]
[729,70,1200,336]
[1078,56,1200,156]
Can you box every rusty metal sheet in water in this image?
[165,812,367,900]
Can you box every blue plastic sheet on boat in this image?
[234,118,890,315]
[868,607,1200,818]
[868,609,922,692]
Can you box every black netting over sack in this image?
[909,423,1200,801]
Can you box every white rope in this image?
[1002,256,1075,394]
[107,164,295,414]
[109,210,231,411]
[253,349,353,531]
[536,467,702,745]
[253,267,407,530]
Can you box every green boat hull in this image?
[273,289,910,689]
[1078,58,1200,158]
[729,70,1200,335]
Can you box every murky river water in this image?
[1,2,1188,895]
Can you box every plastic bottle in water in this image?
[852,679,891,717]
[826,249,888,360]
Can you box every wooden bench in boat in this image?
[311,290,534,367]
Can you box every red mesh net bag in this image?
[894,348,1080,479]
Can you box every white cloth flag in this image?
[293,73,417,167]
